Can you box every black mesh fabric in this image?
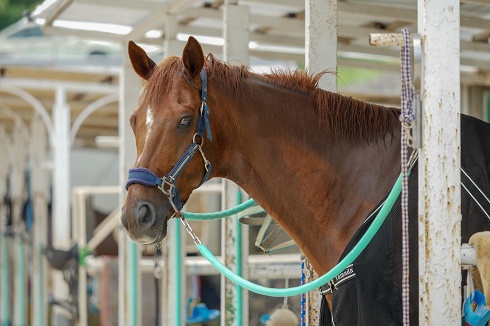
[319,114,490,326]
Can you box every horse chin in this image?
[130,222,166,245]
[147,224,167,245]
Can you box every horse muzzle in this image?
[120,197,170,245]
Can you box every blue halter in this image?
[125,68,212,212]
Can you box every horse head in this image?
[121,37,216,244]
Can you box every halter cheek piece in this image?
[125,68,212,215]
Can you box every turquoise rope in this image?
[197,173,403,297]
[184,199,255,221]
[235,191,243,326]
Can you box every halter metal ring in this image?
[192,132,204,146]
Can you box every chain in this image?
[180,216,202,246]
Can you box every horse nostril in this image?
[120,209,129,230]
[136,201,156,229]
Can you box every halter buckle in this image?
[158,177,174,196]
[200,101,205,115]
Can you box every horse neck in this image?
[208,74,402,275]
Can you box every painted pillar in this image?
[162,14,187,326]
[306,0,338,90]
[30,113,48,326]
[417,0,461,324]
[52,87,71,325]
[12,121,27,326]
[0,127,11,325]
[76,190,88,325]
[119,41,141,326]
[305,0,337,323]
[222,2,250,325]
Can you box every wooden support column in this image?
[222,2,250,325]
[417,0,461,324]
[0,127,11,325]
[305,0,337,323]
[30,113,48,326]
[306,0,337,91]
[118,43,141,326]
[52,87,71,325]
[162,14,188,326]
[12,123,27,326]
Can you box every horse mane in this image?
[142,54,400,144]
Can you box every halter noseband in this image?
[125,68,212,214]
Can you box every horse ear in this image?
[182,36,204,78]
[128,41,156,80]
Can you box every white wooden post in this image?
[30,113,49,326]
[417,0,461,324]
[306,0,337,91]
[11,122,27,326]
[119,43,141,326]
[52,86,71,325]
[161,14,188,326]
[305,0,337,323]
[0,127,11,324]
[223,2,250,325]
[75,189,88,325]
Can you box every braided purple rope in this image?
[400,28,415,326]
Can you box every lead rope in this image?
[400,28,415,326]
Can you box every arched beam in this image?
[0,126,14,166]
[0,86,53,146]
[70,93,119,145]
[0,103,31,144]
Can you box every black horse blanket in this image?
[320,114,490,325]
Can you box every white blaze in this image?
[146,106,154,141]
[136,106,154,165]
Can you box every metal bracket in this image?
[369,32,423,148]
[412,34,422,149]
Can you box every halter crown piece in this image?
[125,68,212,212]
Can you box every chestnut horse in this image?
[121,37,490,325]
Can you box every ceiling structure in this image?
[1,0,489,147]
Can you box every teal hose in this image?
[197,173,403,297]
[184,199,255,220]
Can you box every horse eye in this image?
[179,116,193,129]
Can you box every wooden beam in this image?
[76,0,167,12]
[44,26,124,43]
[124,12,167,41]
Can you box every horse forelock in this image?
[140,56,185,109]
